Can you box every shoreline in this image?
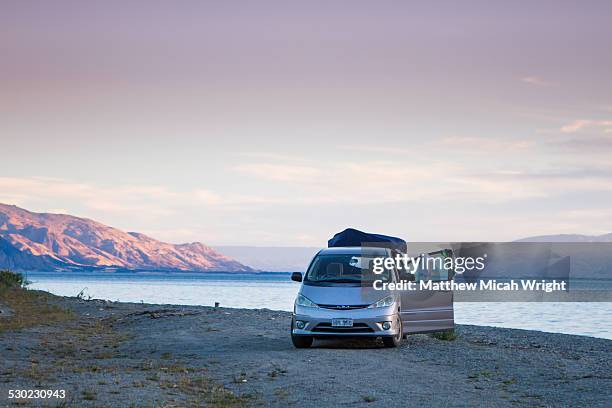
[1,292,611,407]
[37,296,612,341]
[21,269,612,281]
[23,272,612,340]
[22,282,612,340]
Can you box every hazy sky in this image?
[2,1,612,246]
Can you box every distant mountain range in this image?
[0,203,252,272]
[516,233,612,242]
[1,202,610,275]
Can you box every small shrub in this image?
[0,270,28,288]
[146,373,160,381]
[232,372,248,383]
[268,362,287,378]
[274,388,289,399]
[430,329,458,341]
[81,390,97,400]
[0,279,73,332]
[468,370,492,379]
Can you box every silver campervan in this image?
[290,246,454,348]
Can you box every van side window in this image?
[416,255,451,282]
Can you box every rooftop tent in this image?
[328,228,407,253]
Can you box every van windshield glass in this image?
[304,254,394,286]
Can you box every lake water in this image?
[25,272,612,340]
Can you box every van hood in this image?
[300,284,391,306]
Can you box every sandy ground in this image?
[0,295,611,407]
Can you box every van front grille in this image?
[317,304,369,310]
[312,323,374,333]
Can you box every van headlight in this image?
[368,295,395,309]
[295,294,318,308]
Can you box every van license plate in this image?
[332,318,353,327]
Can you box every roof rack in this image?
[327,228,407,253]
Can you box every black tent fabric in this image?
[327,228,407,252]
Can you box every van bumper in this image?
[292,305,400,337]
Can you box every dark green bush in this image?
[429,329,458,341]
[0,270,29,288]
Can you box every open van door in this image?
[399,249,455,334]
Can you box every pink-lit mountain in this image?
[0,203,252,272]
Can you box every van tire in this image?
[291,334,313,348]
[382,319,402,348]
[291,319,313,348]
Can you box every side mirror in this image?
[291,272,303,282]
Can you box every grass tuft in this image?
[0,270,29,288]
[429,329,458,341]
[81,390,97,400]
[0,271,73,333]
[161,376,254,407]
[362,395,377,403]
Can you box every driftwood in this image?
[0,303,15,318]
[121,309,201,320]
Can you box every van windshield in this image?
[304,254,394,286]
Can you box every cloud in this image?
[4,151,612,246]
[560,119,612,133]
[554,135,612,150]
[0,175,304,218]
[438,136,533,151]
[232,159,460,204]
[521,76,555,87]
[234,152,308,162]
[560,119,593,133]
[600,105,612,113]
[0,177,195,219]
[341,137,534,157]
[136,228,202,243]
[555,120,612,149]
[438,168,612,205]
[230,159,549,204]
[338,145,413,155]
[551,209,612,235]
[194,189,224,205]
[234,163,322,182]
[45,208,70,214]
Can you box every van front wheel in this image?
[291,319,313,348]
[382,319,402,348]
[291,334,313,348]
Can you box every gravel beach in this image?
[1,294,610,407]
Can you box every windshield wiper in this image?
[317,278,361,283]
